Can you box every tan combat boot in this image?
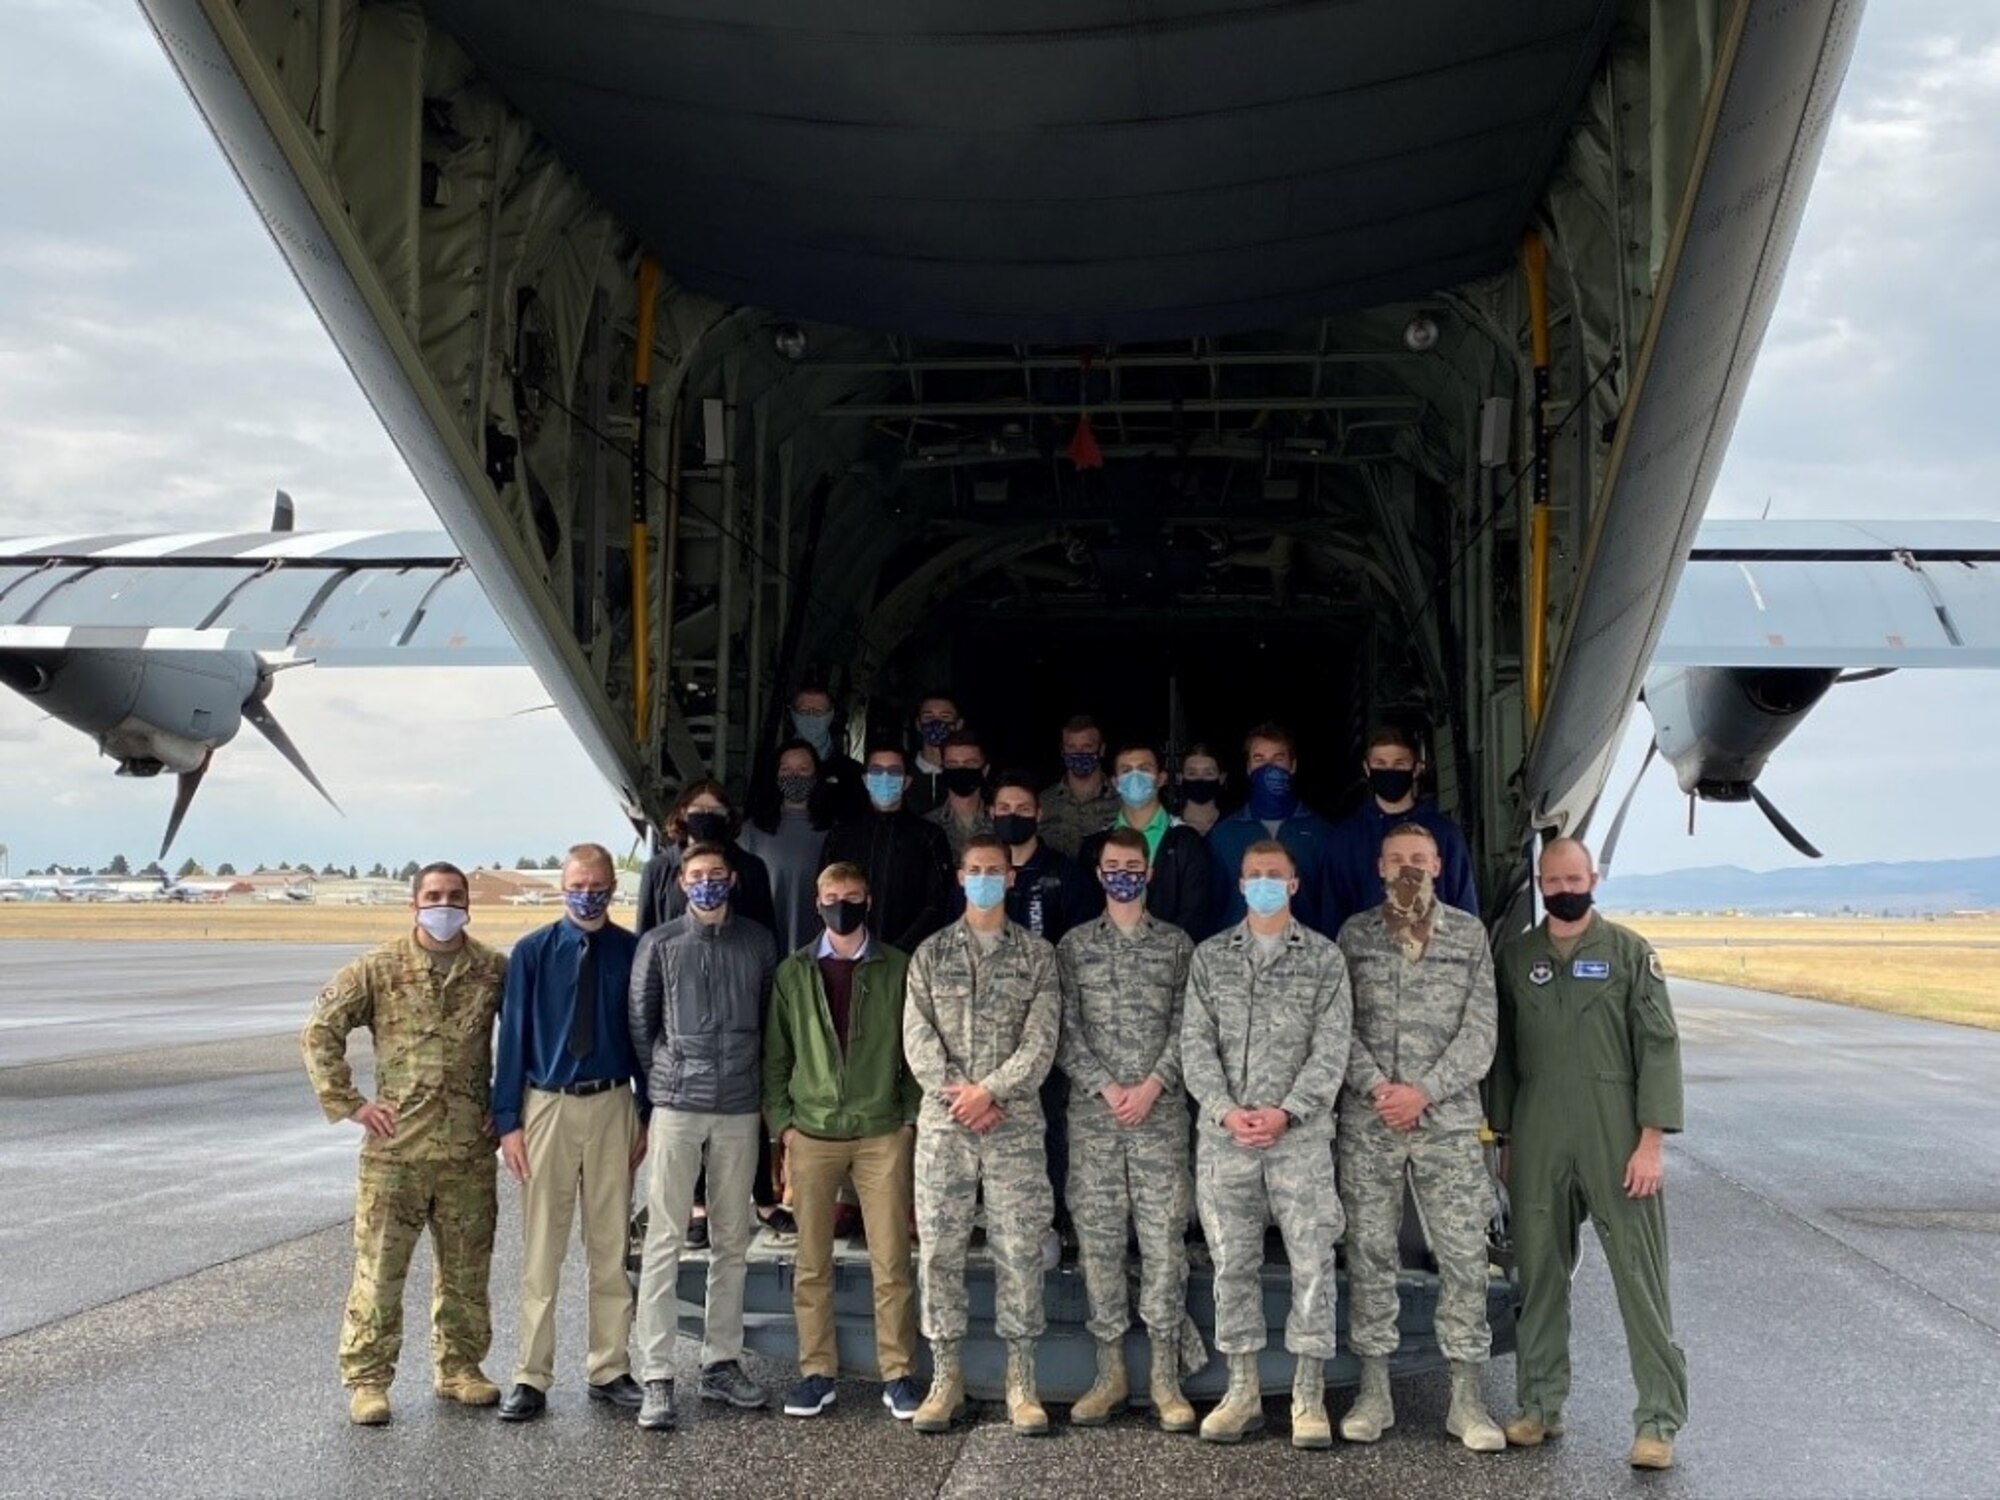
[1069,1339,1127,1426]
[1630,1431,1676,1470]
[1504,1411,1565,1447]
[1445,1360,1504,1452]
[913,1339,965,1434]
[1290,1356,1332,1449]
[1006,1339,1050,1435]
[1148,1333,1196,1434]
[348,1385,390,1426]
[1339,1354,1395,1442]
[434,1368,501,1406]
[1198,1352,1266,1443]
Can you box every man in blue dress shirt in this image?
[1323,726,1480,937]
[493,842,650,1421]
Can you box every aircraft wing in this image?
[1654,520,2000,670]
[0,532,522,667]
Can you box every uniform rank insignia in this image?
[1528,958,1554,986]
[1647,951,1665,980]
[1572,959,1611,980]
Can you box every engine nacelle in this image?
[0,648,260,774]
[1640,664,1841,802]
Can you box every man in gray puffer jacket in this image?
[628,842,778,1430]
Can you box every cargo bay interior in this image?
[165,0,1787,916]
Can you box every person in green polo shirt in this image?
[763,861,924,1422]
[1078,740,1215,939]
[1491,837,1686,1473]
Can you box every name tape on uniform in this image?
[1572,959,1611,980]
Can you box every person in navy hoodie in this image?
[1322,725,1479,937]
[1205,722,1340,938]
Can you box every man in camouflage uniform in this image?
[301,861,506,1425]
[1182,839,1351,1449]
[1038,714,1119,858]
[1057,827,1197,1433]
[1335,823,1504,1452]
[903,834,1060,1437]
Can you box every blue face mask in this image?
[1242,876,1291,918]
[918,718,954,748]
[792,709,833,755]
[565,889,611,923]
[1115,769,1158,809]
[865,770,905,810]
[1101,868,1148,905]
[1247,763,1299,821]
[686,876,732,912]
[962,872,1006,911]
[1063,750,1102,778]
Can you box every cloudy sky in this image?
[0,1,1996,877]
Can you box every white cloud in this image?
[1,1,1997,880]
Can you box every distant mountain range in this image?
[1599,856,2000,914]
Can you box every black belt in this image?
[536,1078,624,1098]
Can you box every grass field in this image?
[1624,913,2000,1032]
[0,902,561,946]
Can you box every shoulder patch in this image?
[1527,958,1554,987]
[1647,950,1665,981]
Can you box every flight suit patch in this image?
[1572,959,1611,980]
[1647,951,1665,980]
[1528,959,1554,987]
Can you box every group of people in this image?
[300,699,1689,1473]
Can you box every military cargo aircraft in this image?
[13,0,1983,1399]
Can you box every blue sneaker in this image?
[882,1376,922,1421]
[784,1374,837,1418]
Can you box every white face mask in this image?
[416,906,470,942]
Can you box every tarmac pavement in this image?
[1,945,1997,1499]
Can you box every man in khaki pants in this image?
[629,842,779,1430]
[763,862,923,1420]
[493,843,649,1421]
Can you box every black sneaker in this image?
[783,1374,837,1417]
[687,1215,710,1250]
[637,1380,675,1431]
[882,1376,922,1421]
[700,1360,769,1409]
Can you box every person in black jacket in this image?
[1078,739,1216,939]
[786,680,866,821]
[820,740,955,953]
[638,781,777,938]
[628,843,778,1429]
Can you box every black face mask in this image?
[684,810,730,845]
[1180,778,1220,806]
[941,766,986,798]
[993,813,1038,848]
[1368,767,1416,803]
[819,898,868,936]
[1543,890,1594,923]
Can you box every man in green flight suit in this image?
[1491,837,1687,1472]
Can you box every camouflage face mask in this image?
[1384,866,1437,962]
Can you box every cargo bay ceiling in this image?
[139,0,1859,905]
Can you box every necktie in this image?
[569,935,597,1061]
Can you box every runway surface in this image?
[1,941,1997,1498]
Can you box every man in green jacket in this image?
[1492,837,1687,1472]
[763,860,923,1422]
